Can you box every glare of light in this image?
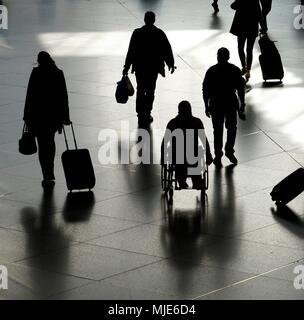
[37,30,219,58]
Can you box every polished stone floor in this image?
[0,0,304,300]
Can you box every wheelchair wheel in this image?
[201,188,206,205]
[168,187,174,205]
[204,165,209,190]
[161,164,168,191]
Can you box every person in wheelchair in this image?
[161,100,213,189]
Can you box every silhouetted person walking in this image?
[23,51,71,189]
[230,0,266,82]
[161,101,213,189]
[260,0,272,31]
[202,48,245,167]
[212,0,219,13]
[123,11,175,126]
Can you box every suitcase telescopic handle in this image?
[62,122,78,150]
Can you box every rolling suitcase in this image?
[61,123,96,192]
[270,168,304,204]
[258,34,284,82]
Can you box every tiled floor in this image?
[0,0,304,300]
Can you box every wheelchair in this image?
[161,159,209,205]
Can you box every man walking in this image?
[123,11,175,126]
[202,47,245,167]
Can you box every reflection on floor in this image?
[0,0,304,300]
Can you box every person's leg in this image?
[175,165,188,188]
[135,72,146,119]
[244,35,256,81]
[145,72,158,118]
[212,0,219,13]
[246,35,256,71]
[224,110,237,162]
[211,112,224,165]
[261,0,272,29]
[36,129,56,181]
[237,35,247,71]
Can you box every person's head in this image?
[217,47,230,63]
[37,51,55,67]
[144,11,156,26]
[178,100,192,117]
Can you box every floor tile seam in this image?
[100,278,185,300]
[254,125,303,167]
[236,150,288,167]
[203,204,275,218]
[43,259,178,300]
[241,150,303,169]
[223,221,284,239]
[91,256,166,282]
[79,240,169,260]
[190,257,304,300]
[73,222,150,242]
[10,240,83,264]
[115,0,143,24]
[82,212,159,225]
[81,235,171,259]
[1,215,143,239]
[176,54,205,79]
[221,234,304,253]
[233,186,273,200]
[0,160,36,171]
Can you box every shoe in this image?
[245,70,251,82]
[41,179,55,189]
[211,2,219,13]
[225,153,238,164]
[213,157,222,167]
[178,180,189,189]
[241,67,248,76]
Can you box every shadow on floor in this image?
[20,188,71,297]
[63,191,95,222]
[271,202,304,239]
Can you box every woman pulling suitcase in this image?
[230,0,266,82]
[23,51,71,189]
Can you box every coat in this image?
[162,115,213,166]
[202,62,244,111]
[23,65,70,133]
[124,25,174,77]
[230,0,263,38]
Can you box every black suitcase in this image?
[258,34,284,82]
[270,168,304,204]
[61,123,96,192]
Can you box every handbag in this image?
[125,75,134,96]
[19,123,37,155]
[115,75,134,104]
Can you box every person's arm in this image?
[235,68,246,120]
[258,0,267,33]
[202,71,211,118]
[236,68,245,109]
[162,31,175,74]
[198,119,213,165]
[23,70,35,124]
[59,70,70,124]
[161,122,172,164]
[123,30,136,75]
